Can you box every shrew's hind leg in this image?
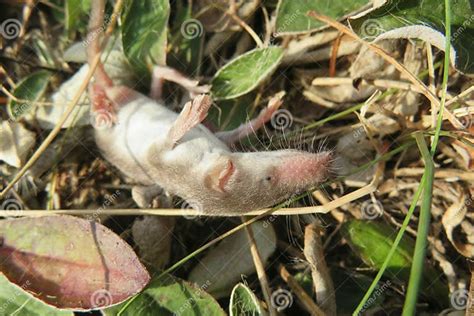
[150,65,210,101]
[216,93,284,145]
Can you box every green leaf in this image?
[341,220,449,307]
[207,93,256,131]
[275,0,369,35]
[349,0,474,73]
[0,274,73,316]
[293,268,387,314]
[293,272,314,297]
[50,0,65,23]
[211,47,283,100]
[167,1,204,74]
[105,274,226,316]
[229,283,265,316]
[0,215,150,310]
[65,0,91,36]
[121,0,170,77]
[342,220,414,279]
[7,70,52,121]
[331,269,386,314]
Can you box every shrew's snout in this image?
[275,151,332,185]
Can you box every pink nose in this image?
[276,151,332,185]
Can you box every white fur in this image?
[95,90,331,214]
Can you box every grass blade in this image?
[354,0,452,313]
[352,172,426,315]
[402,133,435,315]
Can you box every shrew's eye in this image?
[265,176,272,181]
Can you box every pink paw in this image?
[259,94,284,122]
[91,109,116,129]
[90,84,117,129]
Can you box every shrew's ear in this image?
[204,156,235,193]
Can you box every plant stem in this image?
[403,0,451,313]
[354,0,452,313]
[402,133,435,315]
[352,172,426,315]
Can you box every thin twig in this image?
[1,85,53,105]
[328,33,343,77]
[224,5,264,48]
[304,223,336,315]
[312,77,424,93]
[242,216,276,316]
[394,168,474,181]
[0,56,71,74]
[446,85,474,107]
[426,43,437,133]
[279,265,326,316]
[0,65,16,87]
[12,0,35,54]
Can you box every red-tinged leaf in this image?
[0,215,150,311]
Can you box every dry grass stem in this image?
[303,223,336,315]
[279,265,327,316]
[242,216,276,316]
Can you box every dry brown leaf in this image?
[442,192,474,258]
[0,121,35,168]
